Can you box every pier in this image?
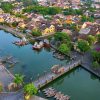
[33,59,81,89]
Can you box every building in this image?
[2,0,15,2]
[70,0,80,4]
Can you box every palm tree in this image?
[14,74,24,88]
[24,83,38,100]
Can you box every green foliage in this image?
[81,15,94,22]
[96,34,100,43]
[77,39,90,53]
[14,74,24,86]
[54,32,70,42]
[87,35,96,45]
[92,50,100,63]
[63,8,83,15]
[69,24,77,31]
[58,43,70,54]
[24,83,38,95]
[32,29,42,36]
[15,13,27,19]
[23,6,62,15]
[12,22,18,27]
[92,61,100,69]
[54,32,72,49]
[0,84,3,92]
[0,2,13,13]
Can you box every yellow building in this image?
[49,25,55,33]
[0,18,4,23]
[18,22,26,29]
[42,25,55,35]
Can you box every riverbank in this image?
[50,43,100,78]
[0,25,55,43]
[0,25,25,39]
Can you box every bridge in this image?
[33,59,81,89]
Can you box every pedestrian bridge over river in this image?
[33,59,81,89]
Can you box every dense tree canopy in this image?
[63,8,83,15]
[23,6,62,15]
[0,2,14,13]
[31,29,42,36]
[54,32,71,45]
[87,35,96,45]
[58,43,70,54]
[77,39,90,53]
[92,50,100,63]
[96,34,100,43]
[81,15,94,22]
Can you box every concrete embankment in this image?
[0,25,25,39]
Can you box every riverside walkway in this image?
[0,25,25,39]
[0,63,14,92]
[33,59,81,89]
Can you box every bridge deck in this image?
[33,59,81,89]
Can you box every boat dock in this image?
[33,59,81,89]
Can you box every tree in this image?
[92,61,100,69]
[23,5,61,15]
[24,83,38,96]
[77,39,90,53]
[12,22,18,27]
[87,35,96,45]
[54,32,71,44]
[47,7,62,15]
[14,74,24,87]
[96,34,100,43]
[81,15,88,22]
[31,29,42,36]
[0,2,13,13]
[58,43,70,54]
[92,50,100,63]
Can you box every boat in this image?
[13,40,28,46]
[32,41,44,50]
[43,39,50,47]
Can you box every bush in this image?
[31,29,42,36]
[92,61,100,69]
[77,39,90,53]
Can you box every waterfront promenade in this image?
[0,25,55,41]
[0,25,25,39]
[33,59,81,89]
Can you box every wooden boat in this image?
[32,41,44,50]
[43,39,50,47]
[13,41,28,46]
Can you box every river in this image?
[0,30,100,100]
